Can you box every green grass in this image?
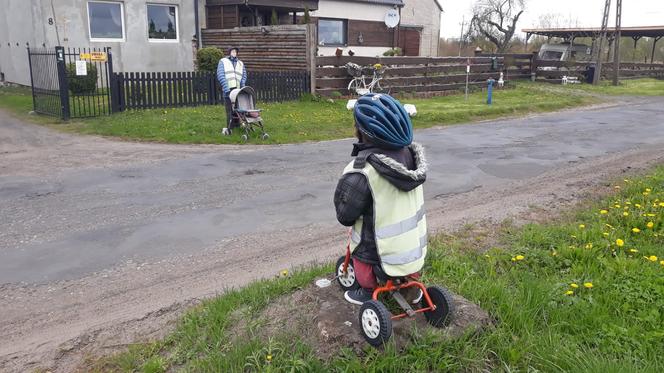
[0,83,603,144]
[554,78,664,96]
[87,168,664,372]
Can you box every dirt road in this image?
[2,98,664,372]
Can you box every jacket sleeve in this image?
[241,63,247,88]
[334,173,371,226]
[216,59,229,94]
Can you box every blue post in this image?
[487,78,495,105]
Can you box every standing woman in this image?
[217,47,247,135]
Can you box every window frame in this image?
[317,18,348,47]
[87,1,126,43]
[147,3,180,43]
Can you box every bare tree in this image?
[468,0,526,52]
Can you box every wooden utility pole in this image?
[593,0,612,85]
[612,0,622,86]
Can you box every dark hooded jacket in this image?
[334,142,428,264]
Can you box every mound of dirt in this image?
[252,276,493,358]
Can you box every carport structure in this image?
[522,26,664,63]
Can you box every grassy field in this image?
[87,167,664,372]
[0,83,601,145]
[550,77,664,96]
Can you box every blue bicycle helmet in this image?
[353,93,413,149]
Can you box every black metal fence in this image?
[28,46,310,119]
[27,46,114,119]
[27,47,62,117]
[112,70,310,110]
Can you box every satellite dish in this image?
[385,9,400,28]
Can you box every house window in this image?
[147,4,179,41]
[318,18,347,46]
[87,1,125,41]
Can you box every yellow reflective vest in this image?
[343,159,427,277]
[221,58,244,90]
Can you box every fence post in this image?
[55,46,70,120]
[27,47,37,113]
[107,48,120,113]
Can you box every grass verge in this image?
[0,82,603,145]
[87,167,664,372]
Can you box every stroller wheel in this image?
[221,128,231,136]
[423,286,455,328]
[359,300,392,347]
[261,133,269,140]
[336,256,360,291]
[241,134,248,142]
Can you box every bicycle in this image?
[346,63,387,95]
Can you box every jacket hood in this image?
[365,142,427,192]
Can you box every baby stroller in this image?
[222,86,269,142]
[336,230,455,347]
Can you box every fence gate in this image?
[28,46,114,120]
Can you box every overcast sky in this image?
[439,0,664,38]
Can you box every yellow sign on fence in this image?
[90,52,107,62]
[79,53,91,60]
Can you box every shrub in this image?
[382,47,403,57]
[271,9,279,25]
[66,62,98,94]
[196,47,223,73]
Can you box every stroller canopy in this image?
[230,86,257,110]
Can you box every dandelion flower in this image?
[629,249,639,253]
[603,232,609,236]
[515,255,525,261]
[565,290,574,296]
[632,228,641,233]
[571,235,577,239]
[606,223,615,229]
[647,255,658,262]
[570,283,579,288]
[584,282,593,288]
[579,224,586,229]
[614,204,621,208]
[484,254,491,258]
[647,222,654,229]
[646,188,652,192]
[616,239,625,247]
[647,213,656,217]
[585,243,593,249]
[511,257,516,262]
[267,354,273,361]
[281,269,289,276]
[660,260,664,266]
[625,201,632,205]
[600,210,608,214]
[635,204,642,208]
[623,212,630,217]
[659,202,664,207]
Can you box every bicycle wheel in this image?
[348,79,361,95]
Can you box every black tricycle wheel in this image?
[359,300,392,347]
[336,256,360,291]
[423,286,455,327]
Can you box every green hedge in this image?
[66,62,98,94]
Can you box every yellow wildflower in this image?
[625,201,632,205]
[600,210,608,214]
[281,269,289,276]
[579,224,585,229]
[632,228,641,233]
[603,232,609,236]
[565,290,574,296]
[623,179,630,183]
[616,239,625,247]
[647,222,654,229]
[606,224,614,229]
[660,260,664,266]
[552,250,558,256]
[484,254,490,258]
[515,255,525,261]
[647,213,656,217]
[659,202,664,207]
[267,354,273,361]
[646,188,652,192]
[584,282,593,288]
[585,243,593,249]
[623,212,630,217]
[571,235,577,239]
[629,249,639,253]
[570,283,579,288]
[647,255,658,262]
[635,204,642,208]
[614,204,621,208]
[511,257,516,262]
